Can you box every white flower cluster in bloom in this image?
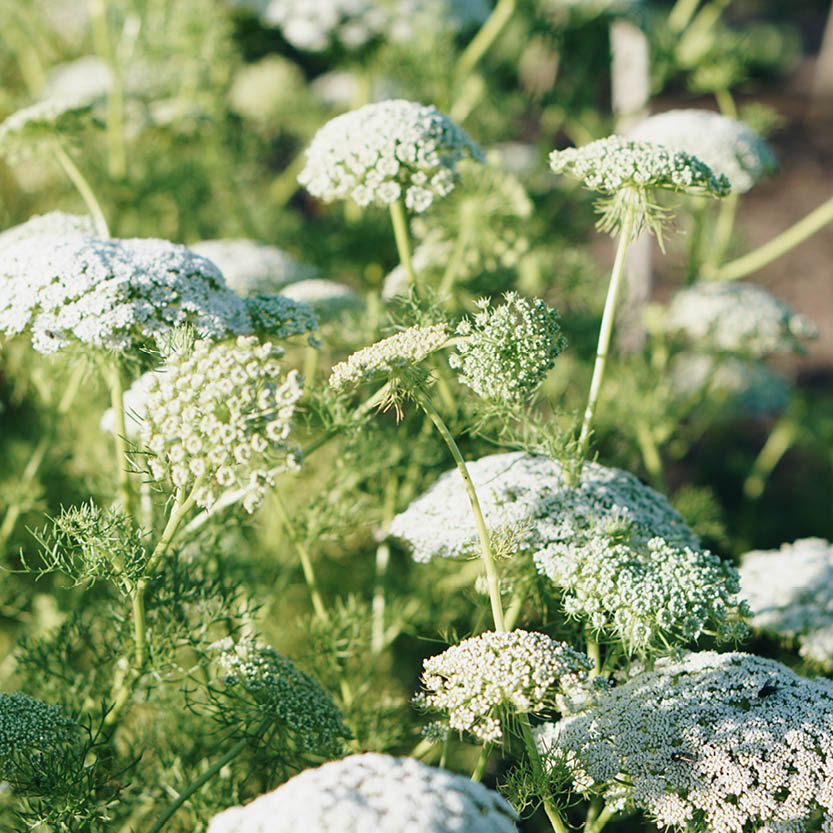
[329,324,447,391]
[100,370,156,440]
[43,56,113,105]
[449,292,567,404]
[0,234,251,354]
[0,100,94,161]
[628,109,776,194]
[239,0,488,52]
[298,100,483,213]
[0,212,96,251]
[0,692,76,779]
[190,239,316,297]
[281,279,364,322]
[414,630,592,743]
[140,336,303,512]
[549,135,731,197]
[210,636,350,757]
[537,651,833,832]
[206,753,519,833]
[244,294,320,343]
[391,452,745,651]
[667,281,817,357]
[739,538,833,668]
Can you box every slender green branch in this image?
[585,628,601,677]
[51,140,110,237]
[411,387,506,632]
[106,358,132,517]
[714,86,738,119]
[711,193,833,281]
[518,714,568,833]
[269,151,307,210]
[389,199,419,289]
[667,0,701,32]
[454,0,516,89]
[707,190,738,271]
[576,202,637,467]
[470,743,491,782]
[635,420,664,491]
[372,475,398,653]
[743,415,798,500]
[585,803,616,833]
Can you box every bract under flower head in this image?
[298,99,483,213]
[667,281,817,357]
[209,636,350,757]
[190,239,316,297]
[0,212,96,251]
[329,323,447,391]
[0,234,251,354]
[140,336,303,512]
[206,753,519,833]
[740,538,833,668]
[414,629,592,743]
[537,651,833,832]
[628,109,776,195]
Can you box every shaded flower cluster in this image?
[0,211,95,251]
[210,636,350,758]
[414,629,592,743]
[449,292,566,404]
[298,99,483,213]
[207,753,519,833]
[0,100,94,161]
[244,294,320,343]
[280,279,364,322]
[537,651,833,832]
[140,336,303,512]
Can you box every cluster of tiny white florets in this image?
[0,100,93,160]
[536,651,833,832]
[391,452,746,651]
[0,692,77,779]
[244,294,320,343]
[739,538,833,668]
[206,753,519,833]
[190,239,317,297]
[298,100,483,213]
[449,293,567,404]
[666,281,817,357]
[548,136,731,197]
[0,212,96,251]
[329,324,448,391]
[0,234,252,354]
[140,336,303,512]
[241,0,488,52]
[414,630,592,744]
[628,109,776,194]
[210,636,350,757]
[280,279,364,322]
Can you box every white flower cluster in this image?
[0,234,251,354]
[0,100,93,160]
[210,636,349,757]
[537,651,833,832]
[298,100,483,213]
[549,135,731,197]
[329,324,447,391]
[190,239,316,297]
[280,279,364,322]
[244,294,320,342]
[667,281,817,357]
[240,0,488,52]
[414,629,592,743]
[0,212,96,251]
[449,292,567,404]
[0,692,76,778]
[739,538,833,668]
[207,753,519,833]
[140,336,303,512]
[628,109,776,194]
[100,370,157,439]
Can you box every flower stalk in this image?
[389,198,419,289]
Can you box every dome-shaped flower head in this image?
[280,279,365,323]
[740,538,833,668]
[536,651,833,832]
[390,451,746,653]
[207,753,519,833]
[244,294,320,343]
[329,324,448,392]
[190,239,317,297]
[549,135,730,239]
[140,335,303,512]
[666,281,817,357]
[449,292,567,405]
[0,212,96,251]
[209,636,350,758]
[298,99,484,213]
[414,630,592,744]
[628,109,776,195]
[0,234,252,354]
[0,100,94,162]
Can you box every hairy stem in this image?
[51,140,110,237]
[389,198,419,289]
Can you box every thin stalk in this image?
[51,141,110,237]
[454,0,516,88]
[389,199,419,289]
[686,199,709,284]
[585,629,601,676]
[743,416,798,500]
[411,387,505,632]
[503,588,526,631]
[711,193,833,281]
[585,803,616,833]
[107,359,132,517]
[707,190,739,271]
[714,86,738,119]
[677,0,732,59]
[471,743,491,782]
[667,0,701,32]
[635,420,664,491]
[576,203,636,466]
[518,714,568,833]
[439,200,477,296]
[371,475,398,654]
[303,343,319,386]
[273,488,328,622]
[269,151,307,210]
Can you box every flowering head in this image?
[0,100,95,162]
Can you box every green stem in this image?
[51,141,110,237]
[742,415,798,500]
[454,0,516,88]
[412,387,506,632]
[273,487,328,622]
[635,420,664,491]
[518,714,568,833]
[585,803,616,833]
[585,629,601,677]
[439,200,477,296]
[711,193,833,281]
[667,0,701,32]
[714,86,738,119]
[576,202,636,466]
[707,190,738,271]
[686,199,709,284]
[372,475,398,653]
[470,743,491,782]
[503,588,526,631]
[269,151,307,211]
[389,199,419,290]
[107,359,132,517]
